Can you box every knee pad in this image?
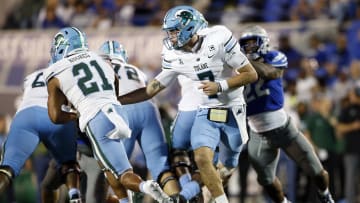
[171,149,193,171]
[0,165,14,180]
[157,170,178,189]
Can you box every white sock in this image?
[319,188,329,195]
[281,197,288,203]
[139,181,146,193]
[68,188,80,199]
[214,194,229,203]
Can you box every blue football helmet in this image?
[162,5,208,50]
[239,25,270,59]
[98,40,128,63]
[50,27,88,63]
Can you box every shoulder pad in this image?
[43,60,69,82]
[266,50,288,68]
[204,26,236,53]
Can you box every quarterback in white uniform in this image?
[44,27,171,203]
[118,6,258,203]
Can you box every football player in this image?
[44,27,172,203]
[98,40,181,198]
[239,25,334,203]
[0,68,82,203]
[118,5,257,203]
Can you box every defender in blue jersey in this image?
[239,25,334,203]
[0,69,82,203]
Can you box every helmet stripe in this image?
[224,36,237,53]
[109,40,114,55]
[71,27,85,48]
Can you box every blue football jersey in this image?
[245,50,288,116]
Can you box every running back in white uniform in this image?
[44,27,171,203]
[45,51,122,132]
[44,50,133,176]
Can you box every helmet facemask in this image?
[50,33,69,63]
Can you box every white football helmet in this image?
[239,25,270,59]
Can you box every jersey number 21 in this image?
[73,60,113,96]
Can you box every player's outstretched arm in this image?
[47,78,78,124]
[230,63,258,87]
[118,79,165,104]
[249,60,283,80]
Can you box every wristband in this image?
[218,80,229,92]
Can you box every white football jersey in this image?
[16,69,48,113]
[177,75,202,111]
[44,51,119,131]
[156,25,250,108]
[111,59,147,96]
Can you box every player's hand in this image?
[198,80,218,96]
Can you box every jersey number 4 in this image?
[73,60,113,96]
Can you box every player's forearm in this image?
[49,109,77,124]
[228,65,258,88]
[117,87,152,104]
[250,60,282,80]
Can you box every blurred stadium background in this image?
[0,0,359,203]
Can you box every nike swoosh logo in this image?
[208,54,215,58]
